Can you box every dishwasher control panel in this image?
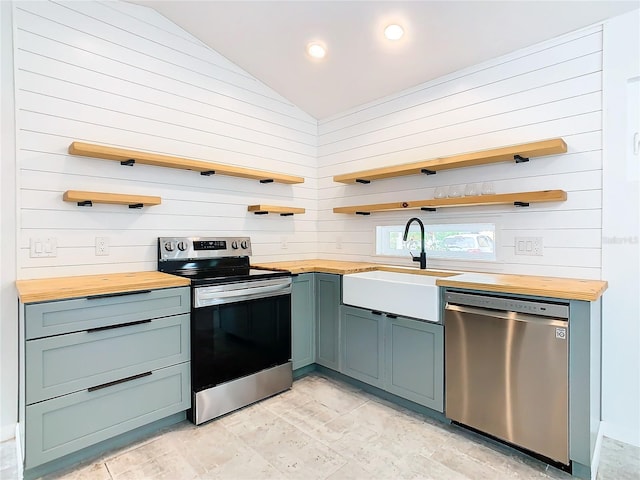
[445,291,569,319]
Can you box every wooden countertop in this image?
[16,263,607,303]
[253,260,607,301]
[434,273,607,301]
[253,259,381,275]
[16,271,190,303]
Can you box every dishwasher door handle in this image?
[445,303,568,327]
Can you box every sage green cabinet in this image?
[315,273,341,371]
[19,287,191,474]
[291,274,316,369]
[385,316,443,411]
[339,304,444,412]
[340,306,384,388]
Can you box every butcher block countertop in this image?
[253,259,607,301]
[16,271,190,304]
[253,259,381,275]
[435,272,607,302]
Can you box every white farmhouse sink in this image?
[343,270,446,322]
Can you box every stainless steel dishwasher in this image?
[444,291,570,465]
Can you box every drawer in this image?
[24,362,190,469]
[25,287,190,339]
[26,313,190,404]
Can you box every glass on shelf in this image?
[464,183,480,196]
[481,182,495,195]
[448,185,464,198]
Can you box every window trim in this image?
[373,216,502,264]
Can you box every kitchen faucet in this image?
[403,217,427,269]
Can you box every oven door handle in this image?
[195,282,291,307]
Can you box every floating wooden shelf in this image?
[69,142,305,185]
[332,190,567,214]
[333,138,567,184]
[248,205,306,216]
[63,190,161,209]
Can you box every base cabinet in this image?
[291,274,316,369]
[339,305,444,411]
[340,306,384,387]
[19,287,191,474]
[315,273,341,370]
[385,316,443,411]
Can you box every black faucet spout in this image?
[403,217,427,269]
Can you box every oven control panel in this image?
[158,237,252,260]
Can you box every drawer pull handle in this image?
[87,319,151,333]
[371,310,382,316]
[86,289,152,300]
[386,314,398,319]
[88,371,152,392]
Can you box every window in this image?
[376,222,497,262]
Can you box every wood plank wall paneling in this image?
[13,0,318,279]
[318,26,604,279]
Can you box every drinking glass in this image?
[481,182,495,195]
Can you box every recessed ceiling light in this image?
[307,42,327,59]
[384,24,404,41]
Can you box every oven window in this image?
[191,294,291,391]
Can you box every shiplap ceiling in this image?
[128,0,639,120]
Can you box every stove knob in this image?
[177,241,187,251]
[231,241,238,249]
[240,240,248,249]
[164,241,175,252]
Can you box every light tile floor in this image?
[1,373,639,479]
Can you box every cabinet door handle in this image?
[371,310,382,315]
[86,289,151,300]
[386,314,398,319]
[87,319,151,333]
[88,371,152,392]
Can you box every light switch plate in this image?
[30,237,57,258]
[514,236,543,256]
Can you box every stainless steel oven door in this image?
[194,277,292,308]
[190,276,292,396]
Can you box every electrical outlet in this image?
[281,237,288,249]
[30,237,57,258]
[336,236,342,249]
[95,237,110,256]
[514,236,543,256]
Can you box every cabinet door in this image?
[291,274,315,369]
[315,274,341,371]
[385,316,443,411]
[340,306,384,388]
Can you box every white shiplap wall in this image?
[13,0,318,279]
[318,26,603,279]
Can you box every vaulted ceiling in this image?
[129,1,639,119]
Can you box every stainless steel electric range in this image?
[157,236,292,425]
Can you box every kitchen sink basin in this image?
[343,270,450,322]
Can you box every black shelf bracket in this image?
[120,159,135,166]
[514,201,530,207]
[260,179,274,184]
[280,213,294,216]
[77,200,93,207]
[355,179,371,184]
[421,169,437,175]
[128,203,144,209]
[514,154,529,164]
[421,207,437,212]
[200,170,216,176]
[254,211,268,215]
[356,211,371,215]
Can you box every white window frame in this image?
[374,216,501,266]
